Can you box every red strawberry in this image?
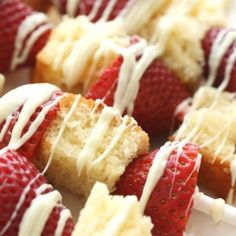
[86,56,190,135]
[0,92,62,159]
[52,0,129,21]
[115,141,201,236]
[202,27,236,92]
[0,0,51,72]
[0,150,74,235]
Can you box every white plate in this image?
[2,1,236,235]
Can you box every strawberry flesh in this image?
[0,92,62,159]
[0,150,74,235]
[202,27,236,92]
[0,0,51,72]
[86,56,190,135]
[115,142,200,236]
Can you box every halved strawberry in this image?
[0,150,74,235]
[202,27,236,92]
[52,0,129,20]
[86,56,190,135]
[0,0,51,72]
[115,141,201,236]
[0,92,62,159]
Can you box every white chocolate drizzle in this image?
[207,29,236,87]
[0,84,67,235]
[97,38,157,116]
[19,191,62,236]
[55,209,72,236]
[88,0,103,21]
[10,13,52,71]
[62,0,163,35]
[98,0,117,22]
[0,174,43,235]
[76,105,119,176]
[76,97,133,176]
[103,196,137,236]
[62,19,125,89]
[0,84,62,155]
[113,43,158,115]
[91,115,130,167]
[66,0,81,16]
[174,98,192,118]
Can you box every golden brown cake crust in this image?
[198,149,231,199]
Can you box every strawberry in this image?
[52,0,129,21]
[0,150,74,235]
[202,27,236,92]
[0,0,51,72]
[0,92,62,159]
[86,56,190,135]
[115,141,201,236]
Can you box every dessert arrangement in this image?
[1,0,236,235]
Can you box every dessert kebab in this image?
[1,0,236,235]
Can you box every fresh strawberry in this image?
[202,27,236,92]
[86,56,190,135]
[53,0,129,21]
[115,141,201,236]
[0,0,51,72]
[0,150,74,235]
[0,92,62,159]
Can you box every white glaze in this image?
[8,95,62,152]
[0,84,61,155]
[99,0,117,22]
[19,191,62,236]
[103,196,137,236]
[62,19,124,89]
[88,0,103,20]
[35,183,53,196]
[10,13,51,71]
[207,29,236,87]
[91,115,130,167]
[114,44,157,115]
[43,94,81,174]
[0,114,12,142]
[174,98,192,118]
[76,105,119,176]
[66,0,81,16]
[55,209,72,236]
